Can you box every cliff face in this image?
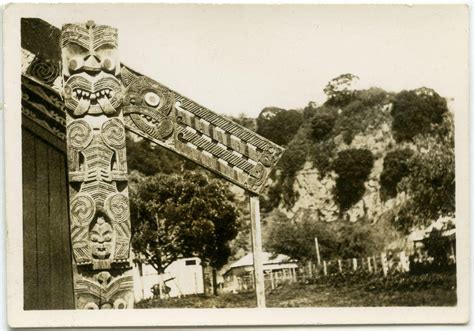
[287,121,408,224]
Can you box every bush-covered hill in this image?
[256,74,454,240]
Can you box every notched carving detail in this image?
[120,66,285,194]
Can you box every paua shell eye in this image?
[144,91,160,107]
[69,56,84,72]
[102,57,115,72]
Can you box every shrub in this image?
[311,110,337,141]
[333,149,374,211]
[256,109,304,146]
[380,149,414,200]
[391,88,448,142]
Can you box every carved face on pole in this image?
[89,217,114,261]
[61,21,122,116]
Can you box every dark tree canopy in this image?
[130,172,239,273]
[311,109,337,142]
[256,109,304,146]
[333,149,374,211]
[391,87,448,142]
[380,148,414,200]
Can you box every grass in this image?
[136,272,457,308]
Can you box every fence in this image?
[227,251,412,293]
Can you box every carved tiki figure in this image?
[61,21,133,309]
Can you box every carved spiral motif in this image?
[105,193,129,223]
[27,57,60,85]
[113,298,127,309]
[247,163,266,188]
[101,118,125,149]
[70,194,95,227]
[67,120,93,149]
[84,302,99,310]
[260,145,281,167]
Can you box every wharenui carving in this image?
[121,67,284,194]
[61,21,133,309]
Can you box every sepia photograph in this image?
[4,3,470,328]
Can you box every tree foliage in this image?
[126,133,196,176]
[323,73,359,107]
[380,148,414,200]
[391,87,448,142]
[310,108,337,142]
[392,113,455,232]
[130,172,239,273]
[266,214,387,261]
[256,109,304,146]
[333,149,374,211]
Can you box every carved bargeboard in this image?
[62,21,133,309]
[121,67,284,194]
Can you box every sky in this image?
[25,4,468,118]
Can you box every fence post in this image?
[352,258,357,271]
[367,257,372,273]
[338,259,342,273]
[270,270,275,289]
[323,261,328,276]
[399,251,409,272]
[381,252,388,277]
[307,261,313,278]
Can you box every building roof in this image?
[223,252,297,275]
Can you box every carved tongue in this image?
[73,98,91,116]
[98,97,116,115]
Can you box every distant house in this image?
[133,257,204,301]
[222,253,299,293]
[407,216,456,260]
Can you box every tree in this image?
[311,109,337,141]
[380,148,414,200]
[333,149,374,211]
[266,213,388,262]
[393,113,454,232]
[130,172,239,296]
[323,73,359,107]
[256,109,304,146]
[391,87,448,142]
[265,212,339,262]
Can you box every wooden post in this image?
[307,261,313,278]
[367,257,372,273]
[315,237,321,265]
[450,241,456,263]
[352,258,358,271]
[338,259,342,273]
[381,252,388,277]
[270,270,275,290]
[322,261,327,276]
[250,195,266,308]
[399,251,409,272]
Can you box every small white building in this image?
[134,257,204,301]
[222,252,299,293]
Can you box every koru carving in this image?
[121,67,285,194]
[62,21,133,309]
[75,271,134,309]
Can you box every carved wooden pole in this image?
[61,21,134,309]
